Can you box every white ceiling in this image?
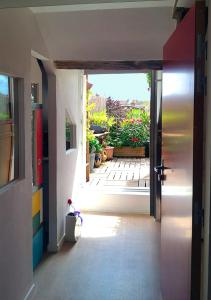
[33,6,176,61]
[0,0,174,9]
[0,0,194,9]
[30,1,174,13]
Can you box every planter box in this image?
[113,146,145,157]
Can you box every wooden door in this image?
[161,3,205,300]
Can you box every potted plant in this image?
[104,145,114,160]
[107,108,150,157]
[93,139,103,168]
[65,199,83,242]
[89,137,96,172]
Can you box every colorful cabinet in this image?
[32,188,43,270]
[32,103,44,270]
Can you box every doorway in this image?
[86,73,150,190]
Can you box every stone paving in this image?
[87,157,150,188]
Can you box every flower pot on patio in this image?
[94,153,102,167]
[101,149,107,162]
[90,152,95,172]
[113,146,145,158]
[105,146,114,160]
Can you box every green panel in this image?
[33,212,40,236]
[33,226,43,270]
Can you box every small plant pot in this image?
[105,146,114,160]
[65,214,82,242]
[101,150,107,162]
[89,152,95,172]
[94,153,102,168]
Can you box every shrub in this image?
[89,137,103,153]
[106,97,128,123]
[90,110,115,130]
[107,108,150,148]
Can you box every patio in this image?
[87,157,150,189]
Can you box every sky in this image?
[0,75,9,95]
[88,73,150,101]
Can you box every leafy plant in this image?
[86,86,96,143]
[90,110,115,129]
[107,109,150,148]
[89,137,103,153]
[120,120,149,147]
[106,125,123,148]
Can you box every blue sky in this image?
[0,75,9,95]
[88,73,150,101]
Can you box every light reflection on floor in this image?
[81,214,121,238]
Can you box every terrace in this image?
[86,157,150,189]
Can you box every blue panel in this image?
[33,226,43,270]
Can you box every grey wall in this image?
[0,8,49,300]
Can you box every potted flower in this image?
[93,139,103,168]
[65,199,83,242]
[107,108,150,157]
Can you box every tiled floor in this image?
[87,158,150,188]
[33,213,161,300]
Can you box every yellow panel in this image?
[32,189,42,217]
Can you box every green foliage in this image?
[90,110,115,129]
[107,108,150,148]
[86,87,96,142]
[126,108,142,120]
[89,137,103,153]
[146,72,152,88]
[0,112,10,121]
[106,125,123,148]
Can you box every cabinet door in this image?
[35,108,43,186]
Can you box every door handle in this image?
[154,165,171,173]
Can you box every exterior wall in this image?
[0,8,49,300]
[55,70,86,248]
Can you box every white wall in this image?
[0,8,49,300]
[54,70,86,248]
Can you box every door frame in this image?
[191,3,206,298]
[150,70,162,220]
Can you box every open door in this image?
[150,70,162,220]
[160,3,205,300]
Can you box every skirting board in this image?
[23,284,35,300]
[47,234,65,253]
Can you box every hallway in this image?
[33,214,161,300]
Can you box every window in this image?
[65,111,76,151]
[0,74,19,188]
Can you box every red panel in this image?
[161,6,196,300]
[35,109,43,186]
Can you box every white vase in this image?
[65,215,82,242]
